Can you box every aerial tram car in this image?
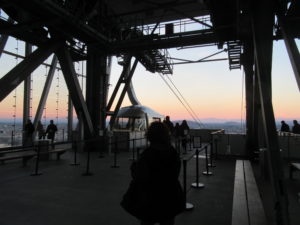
[112,104,164,151]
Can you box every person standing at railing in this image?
[24,119,35,147]
[179,120,190,152]
[280,120,290,132]
[37,120,46,140]
[45,120,58,149]
[121,122,185,225]
[292,120,300,134]
[163,115,174,135]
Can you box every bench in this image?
[47,148,67,160]
[0,148,67,166]
[232,160,267,225]
[289,162,300,179]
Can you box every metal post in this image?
[214,137,218,160]
[130,139,136,161]
[11,130,14,146]
[31,143,42,176]
[202,145,213,176]
[70,140,80,166]
[208,142,216,167]
[183,159,194,210]
[191,149,205,188]
[111,137,119,168]
[82,140,93,176]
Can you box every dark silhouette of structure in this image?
[0,1,299,224]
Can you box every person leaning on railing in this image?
[292,120,300,134]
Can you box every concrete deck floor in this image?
[0,146,299,225]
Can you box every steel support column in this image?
[86,47,108,136]
[33,55,58,130]
[252,68,261,151]
[0,41,59,102]
[243,41,255,158]
[56,46,94,137]
[252,1,290,224]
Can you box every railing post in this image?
[191,148,205,188]
[31,143,42,176]
[70,140,80,166]
[208,142,216,168]
[111,137,119,168]
[202,145,213,176]
[82,139,93,176]
[130,139,136,161]
[214,137,218,160]
[183,159,194,210]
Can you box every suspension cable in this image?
[165,74,205,127]
[159,74,204,128]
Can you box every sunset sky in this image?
[0,37,299,125]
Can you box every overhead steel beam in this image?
[56,46,94,137]
[144,0,212,28]
[0,18,48,46]
[33,55,58,130]
[109,29,224,54]
[1,0,109,44]
[252,1,290,224]
[0,41,60,102]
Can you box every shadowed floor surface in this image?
[0,147,298,225]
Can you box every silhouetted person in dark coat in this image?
[292,120,300,134]
[179,120,190,151]
[24,119,34,146]
[121,122,185,225]
[163,115,174,135]
[37,120,45,139]
[174,122,180,139]
[45,120,57,148]
[280,121,290,132]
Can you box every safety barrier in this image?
[181,140,214,210]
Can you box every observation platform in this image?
[0,144,299,225]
